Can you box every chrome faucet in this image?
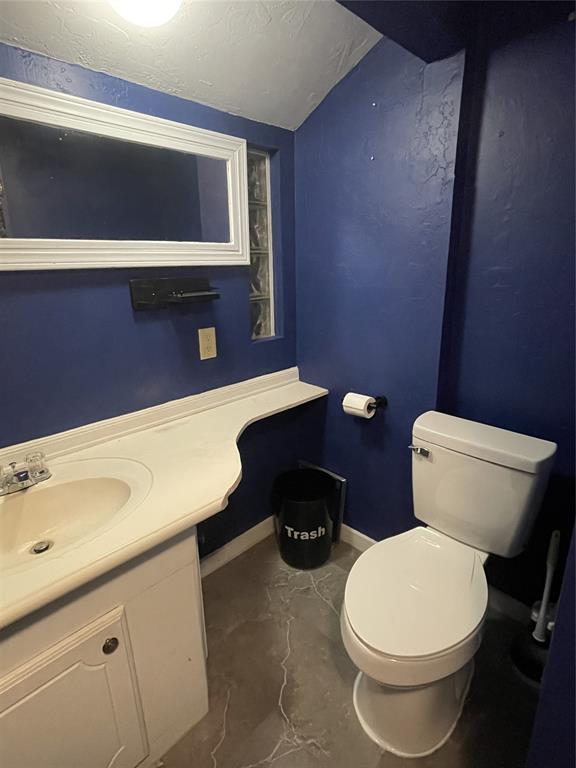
[0,452,51,496]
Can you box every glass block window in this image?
[248,148,275,339]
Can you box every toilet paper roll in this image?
[342,392,376,419]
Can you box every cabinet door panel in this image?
[0,607,148,768]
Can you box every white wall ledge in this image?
[0,367,311,462]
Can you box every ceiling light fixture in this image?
[109,0,182,28]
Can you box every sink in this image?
[0,458,152,572]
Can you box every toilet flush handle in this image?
[408,445,430,458]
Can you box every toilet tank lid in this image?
[413,412,557,474]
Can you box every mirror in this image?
[0,77,249,269]
[0,116,230,243]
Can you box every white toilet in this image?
[341,411,556,758]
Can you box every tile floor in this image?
[162,537,538,768]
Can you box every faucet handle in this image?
[26,452,48,478]
[0,464,15,491]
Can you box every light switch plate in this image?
[198,327,217,360]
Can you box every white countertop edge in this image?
[0,375,327,631]
[0,366,304,463]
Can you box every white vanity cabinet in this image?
[0,607,147,768]
[0,530,208,768]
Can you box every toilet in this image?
[341,411,556,758]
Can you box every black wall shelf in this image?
[129,278,220,311]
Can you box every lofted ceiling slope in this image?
[0,0,381,130]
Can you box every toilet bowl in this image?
[341,411,557,758]
[342,527,487,757]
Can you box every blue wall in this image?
[439,20,575,604]
[440,21,575,478]
[295,38,464,540]
[0,44,296,449]
[452,21,574,765]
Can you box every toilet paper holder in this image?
[367,396,388,413]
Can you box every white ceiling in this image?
[0,0,381,130]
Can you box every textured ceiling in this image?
[0,0,381,130]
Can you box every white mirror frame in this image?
[0,77,250,270]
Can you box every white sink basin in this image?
[0,458,152,572]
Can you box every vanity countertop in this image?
[0,368,327,630]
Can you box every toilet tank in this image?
[411,412,556,558]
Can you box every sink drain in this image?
[29,540,54,555]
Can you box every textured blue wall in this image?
[437,21,575,605]
[450,22,575,765]
[295,39,464,540]
[0,44,295,449]
[440,22,575,478]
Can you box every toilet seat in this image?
[341,605,483,687]
[344,527,488,659]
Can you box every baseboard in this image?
[340,524,376,551]
[200,519,373,578]
[200,517,275,578]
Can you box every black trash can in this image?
[273,469,334,569]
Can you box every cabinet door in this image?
[0,606,148,768]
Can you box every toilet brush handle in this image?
[547,529,560,570]
[533,530,561,643]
